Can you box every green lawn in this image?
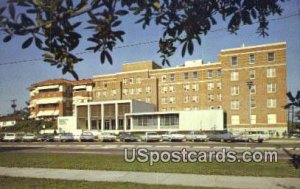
[0,153,299,177]
[0,176,221,189]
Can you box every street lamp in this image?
[246,81,254,126]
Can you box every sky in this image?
[0,1,299,115]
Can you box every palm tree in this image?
[285,91,300,132]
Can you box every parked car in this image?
[119,132,139,142]
[237,131,269,143]
[22,133,37,142]
[37,134,54,142]
[185,131,209,142]
[142,132,161,142]
[98,132,117,142]
[80,132,96,142]
[161,131,185,142]
[289,132,300,139]
[3,133,22,142]
[55,133,74,142]
[206,131,237,142]
[0,133,5,142]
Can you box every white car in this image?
[98,132,117,142]
[142,132,161,142]
[22,133,37,142]
[237,131,269,143]
[185,131,208,142]
[3,133,22,142]
[162,131,185,142]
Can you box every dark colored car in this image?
[206,130,237,142]
[119,132,139,142]
[37,134,54,142]
[0,133,5,142]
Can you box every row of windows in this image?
[161,94,222,104]
[161,106,223,112]
[230,83,276,95]
[231,114,277,125]
[231,99,277,109]
[230,68,276,81]
[161,69,222,82]
[231,52,275,66]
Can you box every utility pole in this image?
[246,81,254,126]
[11,99,17,113]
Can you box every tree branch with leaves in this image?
[0,0,286,79]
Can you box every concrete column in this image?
[158,115,160,131]
[87,105,91,130]
[101,104,104,131]
[115,103,118,130]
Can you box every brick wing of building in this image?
[28,42,287,135]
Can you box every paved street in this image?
[0,141,299,159]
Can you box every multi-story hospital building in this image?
[29,42,287,135]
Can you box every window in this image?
[231,115,240,125]
[207,70,213,78]
[136,77,141,84]
[146,97,151,103]
[136,88,142,94]
[230,71,239,81]
[96,91,101,97]
[209,106,214,110]
[267,83,276,93]
[183,84,190,92]
[169,97,176,103]
[112,89,116,96]
[103,91,107,96]
[267,114,277,124]
[231,86,239,95]
[145,86,151,93]
[217,105,222,109]
[162,86,168,93]
[193,71,198,79]
[217,82,222,89]
[250,85,256,94]
[184,96,189,103]
[249,54,255,64]
[249,69,255,79]
[122,79,128,85]
[231,100,240,109]
[184,72,189,80]
[162,75,167,82]
[207,82,214,90]
[129,88,134,95]
[161,97,167,104]
[217,94,222,101]
[129,78,134,84]
[217,69,222,76]
[208,94,214,102]
[192,84,199,91]
[267,68,276,78]
[169,85,175,92]
[251,115,256,124]
[192,96,199,103]
[268,52,275,62]
[123,89,128,95]
[251,99,256,108]
[267,99,277,108]
[170,74,175,82]
[231,56,238,66]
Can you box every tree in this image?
[285,91,300,132]
[0,0,286,79]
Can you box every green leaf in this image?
[112,20,121,27]
[35,37,43,49]
[181,42,187,57]
[22,37,33,49]
[8,3,15,19]
[3,35,12,43]
[104,51,113,64]
[187,41,194,55]
[0,7,5,15]
[115,10,128,16]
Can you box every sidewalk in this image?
[0,167,299,189]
